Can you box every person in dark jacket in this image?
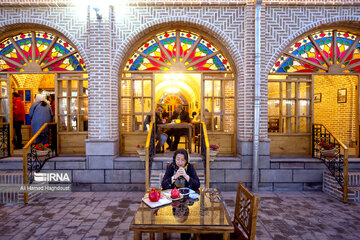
[29,94,53,143]
[166,105,190,151]
[12,92,25,149]
[161,149,200,191]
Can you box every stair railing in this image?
[145,122,155,190]
[0,123,10,159]
[200,122,210,188]
[312,124,348,203]
[22,122,57,204]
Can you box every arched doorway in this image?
[119,29,236,155]
[0,30,88,154]
[268,28,360,157]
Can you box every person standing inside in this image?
[29,94,53,143]
[166,105,190,151]
[12,92,25,149]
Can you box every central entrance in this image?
[155,73,201,119]
[119,28,237,155]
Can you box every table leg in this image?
[188,127,192,153]
[194,233,201,240]
[149,232,154,240]
[223,232,230,240]
[134,231,142,240]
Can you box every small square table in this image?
[129,189,233,240]
[158,123,192,153]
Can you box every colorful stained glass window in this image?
[0,31,86,72]
[124,30,231,71]
[271,29,360,74]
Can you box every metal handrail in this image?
[200,122,210,188]
[22,122,57,204]
[145,122,155,190]
[0,123,10,159]
[312,123,348,203]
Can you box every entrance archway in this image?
[119,29,236,155]
[268,28,360,157]
[0,30,88,154]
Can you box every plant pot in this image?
[320,149,337,159]
[36,149,50,157]
[137,149,146,161]
[209,150,218,161]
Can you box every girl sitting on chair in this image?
[161,149,200,191]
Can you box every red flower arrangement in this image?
[318,140,334,150]
[137,144,145,150]
[210,144,219,151]
[35,143,51,151]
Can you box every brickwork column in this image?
[86,6,118,169]
[239,2,270,170]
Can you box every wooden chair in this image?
[232,182,259,240]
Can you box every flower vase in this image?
[137,149,146,161]
[209,150,218,161]
[320,148,337,160]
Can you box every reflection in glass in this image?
[299,82,311,98]
[144,98,151,113]
[71,81,78,96]
[134,81,142,96]
[299,117,310,133]
[214,80,221,97]
[268,100,280,115]
[282,82,295,98]
[224,115,234,132]
[121,80,131,96]
[213,114,222,131]
[204,80,212,97]
[121,98,131,114]
[59,98,67,114]
[268,82,280,98]
[214,98,221,113]
[299,100,310,116]
[143,80,151,96]
[282,100,295,115]
[283,117,295,133]
[224,81,234,97]
[70,98,77,114]
[224,98,234,114]
[121,115,131,132]
[134,115,143,131]
[204,98,212,113]
[134,98,142,113]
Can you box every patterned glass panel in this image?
[271,30,360,74]
[124,30,231,71]
[0,31,86,72]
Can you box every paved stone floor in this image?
[0,191,359,240]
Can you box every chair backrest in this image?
[233,181,259,240]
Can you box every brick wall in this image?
[314,75,358,147]
[0,1,359,155]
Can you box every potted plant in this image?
[137,145,146,161]
[35,143,51,157]
[209,144,219,161]
[318,140,337,159]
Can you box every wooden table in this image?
[129,189,233,240]
[158,123,192,153]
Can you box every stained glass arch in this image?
[0,31,86,72]
[124,30,232,72]
[271,29,360,74]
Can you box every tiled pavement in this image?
[0,191,359,240]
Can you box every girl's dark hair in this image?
[172,148,189,164]
[40,100,47,106]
